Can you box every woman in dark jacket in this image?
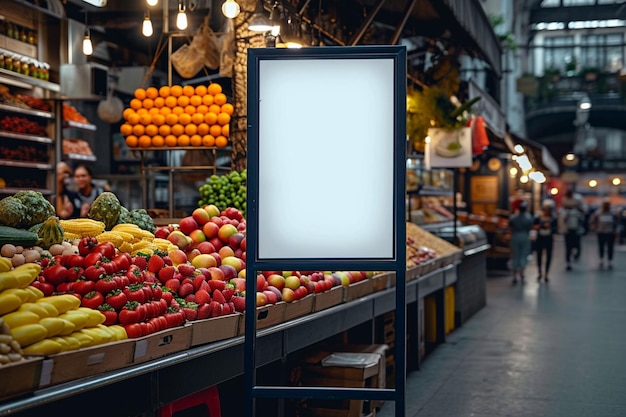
[533,204,558,282]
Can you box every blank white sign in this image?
[257,57,396,259]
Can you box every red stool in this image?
[160,385,221,417]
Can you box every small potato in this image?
[23,249,41,263]
[14,246,23,254]
[62,247,77,256]
[48,244,65,256]
[0,244,16,258]
[61,241,72,249]
[11,253,25,267]
[33,246,44,254]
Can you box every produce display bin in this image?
[132,325,193,364]
[342,279,374,303]
[283,294,314,322]
[0,357,43,401]
[40,339,135,387]
[190,314,241,347]
[239,303,286,334]
[313,286,344,312]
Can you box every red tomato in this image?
[93,242,116,260]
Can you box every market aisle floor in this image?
[378,233,626,417]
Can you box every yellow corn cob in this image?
[59,219,106,237]
[96,231,124,247]
[112,224,155,241]
[63,232,82,241]
[119,241,133,253]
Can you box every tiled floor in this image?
[378,234,626,417]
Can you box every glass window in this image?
[544,36,575,71]
[581,33,624,71]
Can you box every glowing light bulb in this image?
[550,187,559,195]
[221,0,240,18]
[82,30,93,55]
[588,179,598,188]
[142,13,153,37]
[612,178,621,186]
[176,3,188,30]
[146,0,158,6]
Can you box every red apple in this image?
[204,204,220,218]
[228,233,245,250]
[168,249,188,265]
[284,275,301,291]
[196,241,216,254]
[294,286,308,300]
[209,216,224,227]
[262,271,281,279]
[237,222,247,232]
[282,271,302,278]
[281,287,295,303]
[222,256,243,272]
[210,252,222,266]
[256,274,268,291]
[191,254,218,269]
[240,237,246,251]
[167,231,192,250]
[178,216,199,235]
[266,274,285,291]
[154,226,171,239]
[266,286,282,302]
[209,237,223,251]
[186,248,202,262]
[218,246,235,259]
[218,224,238,244]
[256,292,268,307]
[219,264,237,280]
[262,290,277,305]
[202,222,220,239]
[208,266,225,281]
[192,208,211,226]
[189,229,206,244]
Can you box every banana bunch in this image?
[1,294,127,356]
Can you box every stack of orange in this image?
[119,83,233,148]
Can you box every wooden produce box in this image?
[0,357,43,400]
[40,340,134,387]
[313,286,344,312]
[239,303,287,334]
[132,325,192,364]
[370,272,394,293]
[190,313,241,347]
[342,279,373,303]
[283,294,314,322]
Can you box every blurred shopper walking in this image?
[509,201,533,285]
[589,200,619,270]
[533,202,558,282]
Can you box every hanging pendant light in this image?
[176,0,188,30]
[82,11,93,55]
[221,0,240,18]
[248,0,273,32]
[146,0,158,6]
[142,10,153,37]
[82,28,93,55]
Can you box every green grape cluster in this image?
[198,169,247,217]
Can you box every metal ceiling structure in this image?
[63,0,502,77]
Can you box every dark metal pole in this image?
[349,0,387,46]
[390,0,417,45]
